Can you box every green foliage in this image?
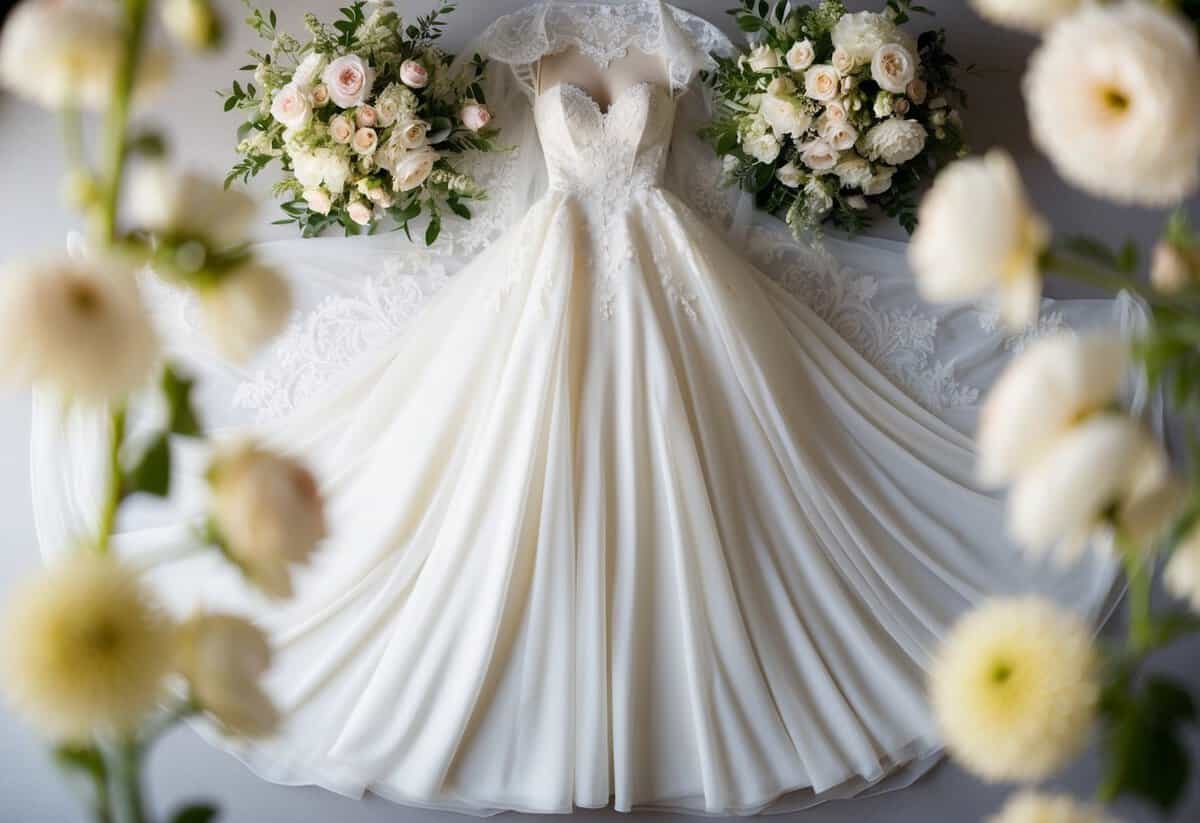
[170,804,220,823]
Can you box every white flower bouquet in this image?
[223,1,503,242]
[701,0,966,236]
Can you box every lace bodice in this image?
[534,81,675,201]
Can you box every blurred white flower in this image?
[906,78,928,104]
[0,0,169,110]
[988,791,1117,823]
[323,54,375,107]
[2,555,173,740]
[199,263,292,363]
[208,441,327,599]
[392,147,439,192]
[746,44,782,73]
[1166,527,1200,613]
[800,140,838,172]
[128,165,256,249]
[1150,241,1194,294]
[1009,414,1171,561]
[909,150,1048,328]
[978,334,1127,487]
[0,257,159,403]
[930,597,1099,783]
[1024,1,1200,205]
[971,0,1081,33]
[804,65,840,102]
[786,40,815,72]
[833,154,872,189]
[831,11,914,65]
[347,199,373,226]
[871,44,916,94]
[269,83,312,131]
[760,94,812,139]
[161,0,221,51]
[775,162,804,188]
[174,613,279,737]
[860,118,927,165]
[302,187,332,215]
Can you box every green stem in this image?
[95,0,150,247]
[96,406,127,555]
[1119,532,1153,655]
[62,105,87,173]
[1043,252,1153,301]
[109,739,148,823]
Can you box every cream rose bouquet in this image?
[701,0,965,236]
[222,1,502,243]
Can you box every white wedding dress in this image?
[31,1,1154,815]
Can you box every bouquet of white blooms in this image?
[702,0,966,236]
[223,1,503,242]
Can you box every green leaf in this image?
[125,433,171,498]
[127,131,167,158]
[447,199,471,220]
[162,365,202,438]
[223,97,238,112]
[53,745,106,784]
[425,214,442,246]
[1100,675,1197,811]
[170,805,220,823]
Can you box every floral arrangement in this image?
[222,1,502,242]
[701,0,965,236]
[0,1,329,821]
[908,1,1200,821]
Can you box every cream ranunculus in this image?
[871,43,917,95]
[2,555,173,740]
[746,44,782,73]
[977,334,1127,487]
[174,613,280,737]
[800,140,838,172]
[786,40,815,72]
[392,148,439,192]
[859,118,927,165]
[971,0,1082,33]
[1024,1,1200,205]
[199,263,292,363]
[1008,414,1172,562]
[322,54,375,108]
[930,596,1099,783]
[908,150,1048,328]
[988,792,1117,823]
[302,187,332,215]
[1166,527,1200,613]
[775,162,804,188]
[128,164,256,249]
[831,10,914,65]
[0,257,159,403]
[269,83,312,131]
[804,65,840,102]
[759,94,812,139]
[208,440,327,599]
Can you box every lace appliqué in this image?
[977,308,1071,353]
[749,230,981,412]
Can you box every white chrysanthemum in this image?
[208,441,327,599]
[2,555,173,740]
[830,11,915,65]
[128,165,256,250]
[930,597,1099,783]
[1024,2,1200,205]
[909,151,1048,329]
[199,263,293,362]
[978,334,1126,487]
[1166,527,1200,613]
[859,118,927,166]
[0,257,160,403]
[970,0,1081,33]
[0,0,169,110]
[988,791,1118,823]
[1008,414,1171,562]
[175,613,280,737]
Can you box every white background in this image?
[0,1,1197,821]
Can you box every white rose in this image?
[831,11,915,65]
[831,47,855,76]
[128,165,255,249]
[328,114,354,144]
[775,162,804,188]
[759,94,812,139]
[823,100,848,123]
[0,257,159,403]
[291,52,324,87]
[786,40,816,72]
[351,127,378,156]
[743,130,781,164]
[862,165,896,196]
[871,43,917,95]
[393,119,430,149]
[804,65,840,102]
[846,194,868,210]
[399,59,429,89]
[200,263,292,362]
[822,121,858,152]
[358,178,394,208]
[347,199,374,226]
[970,0,1082,33]
[302,187,332,215]
[269,83,311,131]
[766,75,795,97]
[976,334,1128,488]
[906,78,928,104]
[321,54,375,108]
[909,151,1047,328]
[392,148,438,192]
[834,154,874,190]
[800,140,838,172]
[174,613,280,737]
[860,118,927,165]
[355,105,378,128]
[1024,1,1200,205]
[460,102,492,132]
[310,84,330,107]
[208,441,326,598]
[746,44,782,73]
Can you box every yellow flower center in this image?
[67,279,101,315]
[1098,84,1130,117]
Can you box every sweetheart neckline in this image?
[538,80,667,117]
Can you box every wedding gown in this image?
[31,1,1153,815]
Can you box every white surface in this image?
[0,1,1197,821]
